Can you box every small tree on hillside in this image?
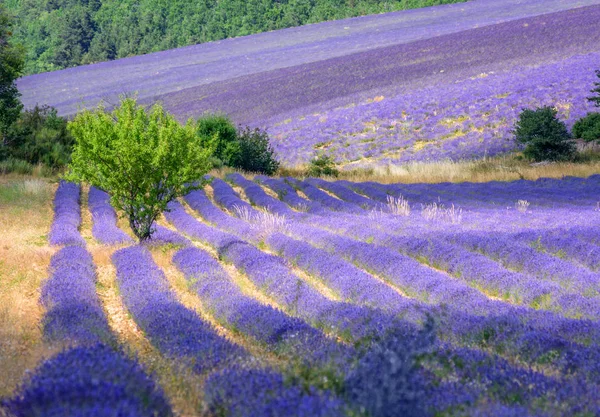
[588,70,600,108]
[573,112,600,143]
[514,106,575,162]
[66,98,213,241]
[231,126,280,175]
[195,113,240,167]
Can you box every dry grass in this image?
[0,177,57,398]
[278,155,600,184]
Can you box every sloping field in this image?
[16,0,600,167]
[4,174,600,415]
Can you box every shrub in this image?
[572,112,600,142]
[230,126,280,175]
[66,98,212,241]
[5,105,73,168]
[0,157,33,175]
[196,113,240,166]
[513,106,575,162]
[307,154,339,177]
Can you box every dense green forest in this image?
[5,0,465,75]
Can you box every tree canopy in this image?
[66,98,213,241]
[0,4,25,145]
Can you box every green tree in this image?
[0,4,25,150]
[573,112,600,142]
[513,106,575,162]
[66,98,213,241]
[52,6,96,69]
[195,113,240,166]
[589,70,600,108]
[6,105,73,168]
[231,126,280,175]
[307,153,339,177]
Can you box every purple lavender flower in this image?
[266,232,415,313]
[144,224,191,246]
[88,186,133,245]
[255,176,327,214]
[226,173,296,217]
[48,181,85,246]
[204,367,344,417]
[112,245,245,371]
[41,246,113,345]
[286,178,364,214]
[4,344,173,417]
[173,246,351,364]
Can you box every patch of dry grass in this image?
[0,177,57,398]
[277,155,600,184]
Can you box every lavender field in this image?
[17,0,600,167]
[5,173,600,416]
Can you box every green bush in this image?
[0,157,33,175]
[67,98,213,241]
[5,105,73,168]
[572,112,600,142]
[307,154,339,177]
[231,126,280,175]
[514,106,575,162]
[196,114,240,167]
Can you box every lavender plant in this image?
[88,186,133,245]
[48,181,85,246]
[3,344,174,417]
[112,245,246,371]
[41,246,113,345]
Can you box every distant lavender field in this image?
[17,0,600,167]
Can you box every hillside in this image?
[16,0,600,167]
[6,0,465,75]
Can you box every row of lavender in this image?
[166,174,600,415]
[6,183,348,416]
[5,182,173,416]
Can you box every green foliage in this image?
[196,114,240,167]
[513,106,575,162]
[195,114,280,174]
[66,98,212,241]
[0,157,34,175]
[6,0,467,74]
[307,153,339,177]
[0,4,25,143]
[572,112,600,142]
[4,105,73,168]
[230,126,280,175]
[589,70,600,108]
